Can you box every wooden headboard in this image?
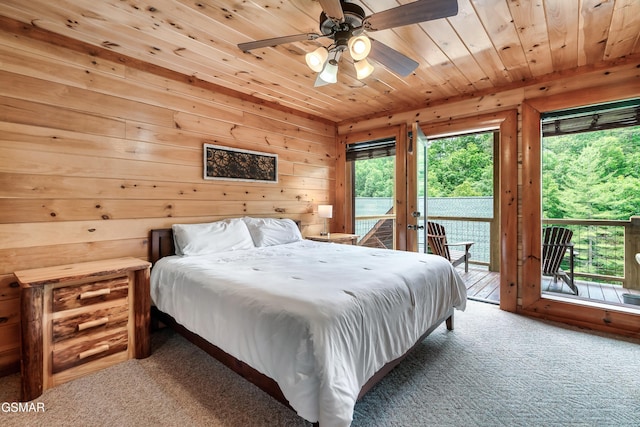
[149,219,302,266]
[150,229,174,266]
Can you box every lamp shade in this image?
[354,58,374,79]
[318,59,338,84]
[318,204,333,219]
[305,46,329,72]
[348,35,371,61]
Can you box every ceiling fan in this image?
[238,0,458,87]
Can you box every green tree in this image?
[426,133,494,197]
[544,128,640,220]
[542,126,640,279]
[354,157,395,197]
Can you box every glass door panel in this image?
[353,155,397,249]
[412,129,495,268]
[347,138,397,249]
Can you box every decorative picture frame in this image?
[203,143,278,183]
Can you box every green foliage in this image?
[354,157,395,197]
[422,133,494,197]
[542,127,640,220]
[353,126,639,220]
[354,133,495,198]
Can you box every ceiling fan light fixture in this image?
[239,0,460,88]
[318,58,339,84]
[348,35,371,61]
[354,58,374,80]
[305,46,329,72]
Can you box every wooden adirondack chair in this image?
[426,221,474,272]
[542,226,578,295]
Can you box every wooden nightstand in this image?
[15,257,151,401]
[306,233,359,245]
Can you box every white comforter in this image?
[150,240,467,426]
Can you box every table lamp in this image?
[318,205,333,236]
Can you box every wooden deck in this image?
[456,266,501,304]
[457,265,640,308]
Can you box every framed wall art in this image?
[203,143,278,183]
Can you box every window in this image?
[540,99,640,303]
[347,138,397,249]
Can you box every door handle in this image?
[407,224,425,230]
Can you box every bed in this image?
[149,217,467,426]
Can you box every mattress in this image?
[150,239,467,426]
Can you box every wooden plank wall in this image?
[0,27,337,374]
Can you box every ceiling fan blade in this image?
[368,39,419,77]
[364,0,458,32]
[318,0,345,23]
[238,33,320,52]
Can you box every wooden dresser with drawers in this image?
[14,257,151,401]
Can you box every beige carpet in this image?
[1,301,639,426]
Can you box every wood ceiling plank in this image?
[507,0,554,76]
[391,0,494,91]
[603,0,640,60]
[578,0,615,66]
[367,27,464,97]
[470,0,532,81]
[449,0,514,86]
[418,18,494,91]
[543,0,580,71]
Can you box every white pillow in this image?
[172,218,255,256]
[242,217,302,247]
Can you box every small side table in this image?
[15,257,151,401]
[306,233,359,245]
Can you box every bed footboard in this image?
[151,306,292,408]
[152,304,454,407]
[357,307,454,399]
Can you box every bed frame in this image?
[149,228,454,418]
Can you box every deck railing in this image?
[543,217,640,288]
[417,216,494,267]
[355,214,396,249]
[354,214,494,266]
[354,214,640,289]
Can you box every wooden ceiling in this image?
[1,0,639,123]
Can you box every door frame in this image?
[408,111,518,312]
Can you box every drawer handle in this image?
[77,317,109,332]
[79,288,111,300]
[78,344,110,360]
